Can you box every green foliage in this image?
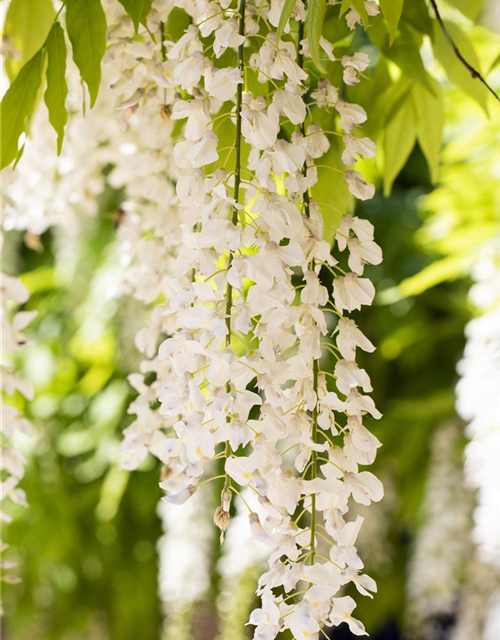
[380,0,404,44]
[276,0,297,45]
[116,0,154,32]
[433,20,489,114]
[306,0,327,72]
[44,23,68,154]
[411,77,444,185]
[65,0,107,107]
[1,50,45,170]
[3,0,55,81]
[383,91,416,196]
[340,0,369,27]
[3,195,163,640]
[448,0,487,21]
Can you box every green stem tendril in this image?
[222,0,247,503]
[298,11,319,566]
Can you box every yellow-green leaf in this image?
[1,50,45,170]
[44,23,68,155]
[277,0,298,45]
[411,76,443,184]
[447,0,486,21]
[340,0,369,28]
[116,0,154,32]
[383,95,416,196]
[306,0,327,73]
[380,0,404,45]
[66,0,107,107]
[433,20,489,114]
[397,254,475,298]
[3,0,55,81]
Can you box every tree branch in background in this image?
[429,0,500,104]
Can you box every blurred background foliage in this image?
[1,0,500,639]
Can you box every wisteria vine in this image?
[128,1,386,638]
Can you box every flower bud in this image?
[221,488,232,512]
[214,506,230,543]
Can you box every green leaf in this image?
[383,94,416,196]
[44,23,69,155]
[411,76,443,184]
[433,20,489,114]
[1,50,45,170]
[4,0,55,81]
[395,254,475,299]
[306,0,327,73]
[116,0,153,32]
[276,0,297,45]
[340,0,369,28]
[141,0,154,26]
[447,0,486,21]
[313,139,353,242]
[380,0,404,45]
[66,0,107,107]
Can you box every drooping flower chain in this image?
[154,1,383,637]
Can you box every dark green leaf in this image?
[4,0,55,81]
[66,0,107,107]
[383,94,417,196]
[44,23,69,154]
[306,0,327,73]
[117,0,153,32]
[1,50,45,170]
[380,0,404,45]
[276,0,297,45]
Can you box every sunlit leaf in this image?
[66,0,107,107]
[395,254,476,298]
[447,0,486,21]
[433,20,489,114]
[411,75,444,184]
[1,50,45,170]
[3,0,55,81]
[383,94,416,196]
[380,0,404,45]
[44,23,68,155]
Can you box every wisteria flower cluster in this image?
[116,1,386,637]
[456,245,500,568]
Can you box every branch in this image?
[429,0,500,104]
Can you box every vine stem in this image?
[298,14,319,566]
[222,0,247,499]
[429,0,500,104]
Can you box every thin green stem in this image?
[222,0,247,504]
[228,485,254,513]
[298,12,319,567]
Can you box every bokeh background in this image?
[1,1,500,639]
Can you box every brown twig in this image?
[429,0,500,104]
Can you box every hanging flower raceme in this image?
[152,1,383,638]
[0,236,36,585]
[98,0,191,474]
[456,244,500,568]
